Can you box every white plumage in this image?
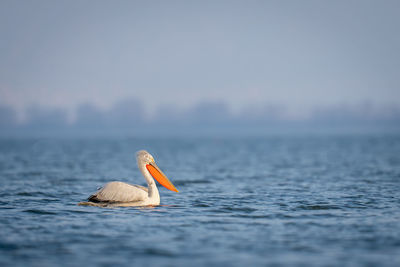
[78,150,178,207]
[90,181,148,202]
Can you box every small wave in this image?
[231,214,273,219]
[174,180,211,186]
[222,206,258,212]
[209,206,258,213]
[193,203,211,207]
[192,200,212,207]
[0,201,9,206]
[16,171,44,176]
[295,204,342,210]
[23,209,57,215]
[142,248,176,257]
[0,242,19,251]
[65,209,95,214]
[16,191,57,198]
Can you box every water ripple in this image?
[23,209,58,215]
[0,136,399,267]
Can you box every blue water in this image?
[0,135,400,266]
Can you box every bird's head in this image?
[136,150,178,192]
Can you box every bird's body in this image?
[87,181,156,206]
[78,150,178,207]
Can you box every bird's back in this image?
[87,181,148,203]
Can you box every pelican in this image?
[78,150,178,207]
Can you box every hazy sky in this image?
[1,0,399,119]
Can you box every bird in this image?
[78,150,178,207]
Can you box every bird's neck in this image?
[138,162,160,199]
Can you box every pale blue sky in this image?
[0,0,399,119]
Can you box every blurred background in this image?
[1,0,399,136]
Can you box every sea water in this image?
[0,135,399,266]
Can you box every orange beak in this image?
[146,162,179,192]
